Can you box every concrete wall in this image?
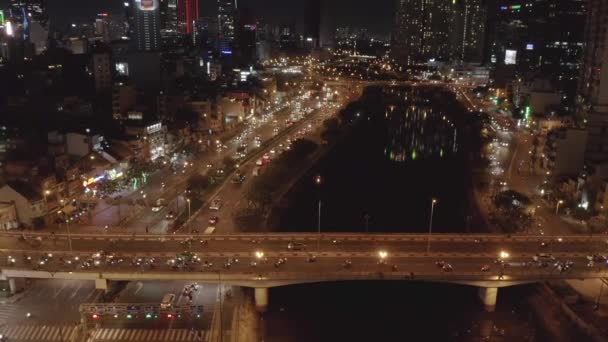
[0,186,41,226]
[554,129,588,176]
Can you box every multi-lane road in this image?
[2,233,608,284]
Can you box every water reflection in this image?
[384,89,458,162]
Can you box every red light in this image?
[167,314,173,318]
[102,13,108,17]
[92,314,99,319]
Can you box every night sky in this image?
[42,0,395,38]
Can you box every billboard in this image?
[505,49,517,65]
[136,0,158,11]
[0,10,4,27]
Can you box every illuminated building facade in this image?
[132,0,161,51]
[391,0,456,64]
[217,0,237,55]
[178,0,199,34]
[580,0,608,162]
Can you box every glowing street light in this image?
[427,198,438,253]
[555,200,564,215]
[378,250,388,260]
[255,251,264,259]
[499,250,510,260]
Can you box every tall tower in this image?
[391,0,454,64]
[160,0,179,32]
[217,0,237,55]
[580,0,608,162]
[132,0,161,51]
[178,0,199,34]
[451,0,486,63]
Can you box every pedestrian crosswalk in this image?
[90,328,207,341]
[0,304,20,324]
[0,325,79,341]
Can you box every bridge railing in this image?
[0,231,604,243]
[2,267,608,282]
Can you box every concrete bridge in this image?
[0,232,605,312]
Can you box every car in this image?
[287,242,306,251]
[209,199,223,211]
[165,211,176,220]
[209,216,219,225]
[256,159,263,166]
[160,293,176,309]
[151,206,162,212]
[481,265,490,272]
[587,254,607,263]
[442,264,453,272]
[532,253,555,262]
[232,173,246,184]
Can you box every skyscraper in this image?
[235,7,256,65]
[391,0,454,64]
[451,0,486,63]
[217,0,237,55]
[579,0,608,162]
[132,0,161,51]
[178,0,199,34]
[160,0,179,32]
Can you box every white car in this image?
[151,206,162,212]
[209,199,223,211]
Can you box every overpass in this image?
[0,232,606,312]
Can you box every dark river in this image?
[260,86,550,341]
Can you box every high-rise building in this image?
[217,0,237,55]
[178,0,199,34]
[579,0,608,162]
[4,0,48,53]
[235,7,256,66]
[132,0,161,51]
[94,13,111,43]
[391,0,454,64]
[451,0,486,63]
[160,0,179,32]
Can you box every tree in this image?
[246,177,274,210]
[222,156,237,172]
[321,118,341,141]
[187,174,210,194]
[233,208,264,232]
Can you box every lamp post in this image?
[315,175,322,254]
[555,199,564,215]
[364,213,370,233]
[58,211,73,253]
[427,198,437,253]
[186,198,191,233]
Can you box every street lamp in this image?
[555,200,564,215]
[499,250,510,260]
[186,198,192,233]
[427,198,437,253]
[255,251,264,259]
[378,250,388,264]
[315,175,322,254]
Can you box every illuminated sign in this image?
[115,62,129,76]
[526,44,534,50]
[505,50,517,65]
[6,21,13,37]
[500,4,521,10]
[83,175,105,187]
[0,11,4,27]
[136,0,158,11]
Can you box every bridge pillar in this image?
[95,279,108,292]
[8,278,23,294]
[478,287,498,312]
[254,288,269,313]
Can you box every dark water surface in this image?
[262,86,545,341]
